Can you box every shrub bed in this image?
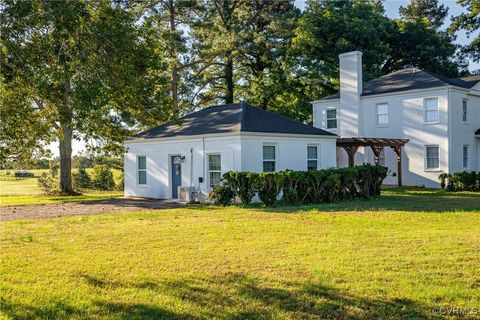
[439,172,479,191]
[210,164,387,207]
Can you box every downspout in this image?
[447,87,452,174]
[190,147,193,187]
[202,137,205,185]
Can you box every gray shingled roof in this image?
[130,103,336,140]
[321,68,480,101]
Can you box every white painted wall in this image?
[125,135,241,199]
[125,133,337,199]
[449,89,480,172]
[313,86,480,187]
[240,134,337,172]
[339,51,362,137]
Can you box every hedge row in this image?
[439,172,480,191]
[209,164,388,207]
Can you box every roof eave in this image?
[311,97,340,104]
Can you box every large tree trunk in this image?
[59,78,74,194]
[59,123,73,193]
[225,55,234,103]
[168,0,179,113]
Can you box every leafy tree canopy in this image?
[399,0,449,29]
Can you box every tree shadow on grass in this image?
[92,301,193,320]
[0,299,86,320]
[1,272,444,319]
[0,295,193,320]
[149,273,439,319]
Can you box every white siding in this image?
[240,134,337,172]
[449,90,480,172]
[125,133,337,199]
[313,88,453,187]
[361,89,450,187]
[125,136,241,199]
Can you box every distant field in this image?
[0,169,123,206]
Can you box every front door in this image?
[171,156,182,198]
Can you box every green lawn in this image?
[1,189,479,319]
[0,169,123,206]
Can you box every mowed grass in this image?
[0,169,123,206]
[1,190,479,319]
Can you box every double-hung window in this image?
[462,99,468,122]
[137,156,147,185]
[424,98,439,123]
[376,103,389,125]
[208,154,221,187]
[425,146,439,170]
[463,145,469,169]
[263,145,276,172]
[326,109,337,129]
[307,145,318,170]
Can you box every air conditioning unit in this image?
[178,186,195,203]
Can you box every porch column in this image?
[370,145,384,165]
[391,146,402,187]
[343,145,359,167]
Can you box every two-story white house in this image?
[313,51,480,187]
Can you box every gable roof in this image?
[320,68,480,101]
[130,103,336,140]
[475,128,480,136]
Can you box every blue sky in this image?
[54,0,479,157]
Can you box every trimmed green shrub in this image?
[337,167,358,200]
[211,164,389,207]
[439,171,479,191]
[73,167,91,189]
[91,165,115,190]
[439,173,448,190]
[223,171,259,204]
[258,172,284,207]
[283,170,310,205]
[208,183,235,206]
[355,164,388,198]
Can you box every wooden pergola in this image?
[336,137,409,186]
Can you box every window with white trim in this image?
[326,109,337,129]
[263,145,276,172]
[424,98,439,123]
[208,154,221,187]
[463,145,469,169]
[307,145,318,170]
[137,156,147,185]
[376,103,389,125]
[462,99,468,122]
[425,146,439,169]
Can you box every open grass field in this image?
[0,169,123,206]
[1,188,479,319]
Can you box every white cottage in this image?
[124,103,337,200]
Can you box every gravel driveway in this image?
[0,198,182,221]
